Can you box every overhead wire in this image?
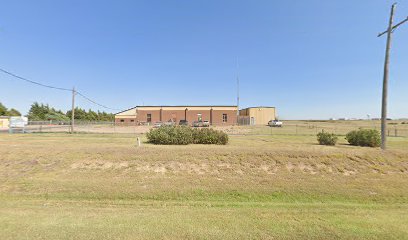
[0,67,124,112]
[76,91,122,111]
[0,68,71,91]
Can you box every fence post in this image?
[395,127,397,137]
[296,125,298,135]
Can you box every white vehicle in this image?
[202,120,210,127]
[153,121,163,128]
[268,120,283,127]
[163,121,176,126]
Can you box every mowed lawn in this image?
[0,133,408,239]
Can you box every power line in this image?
[76,91,122,111]
[0,68,71,91]
[0,67,124,112]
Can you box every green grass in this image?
[2,200,407,239]
[1,132,408,239]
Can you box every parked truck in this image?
[268,120,283,127]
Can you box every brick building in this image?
[115,106,238,126]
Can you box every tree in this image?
[66,108,114,122]
[0,102,7,116]
[0,102,21,116]
[27,102,69,121]
[7,108,21,116]
[26,102,114,122]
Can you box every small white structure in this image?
[9,116,28,128]
[9,116,28,133]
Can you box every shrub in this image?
[192,128,229,145]
[317,131,338,146]
[345,129,381,147]
[146,126,228,145]
[146,126,193,145]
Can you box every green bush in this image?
[192,128,229,145]
[146,126,228,145]
[146,126,193,145]
[317,131,338,146]
[345,129,381,147]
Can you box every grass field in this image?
[1,132,408,239]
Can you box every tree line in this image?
[28,102,114,122]
[0,102,22,116]
[1,102,114,122]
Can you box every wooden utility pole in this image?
[378,4,408,150]
[71,87,76,133]
[236,59,240,125]
[236,73,240,121]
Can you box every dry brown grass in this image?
[0,133,408,239]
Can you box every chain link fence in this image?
[2,120,408,138]
[9,120,148,134]
[230,121,408,137]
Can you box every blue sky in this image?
[1,0,407,119]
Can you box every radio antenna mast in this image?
[236,58,240,116]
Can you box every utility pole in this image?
[236,59,240,125]
[378,3,408,150]
[71,87,76,133]
[237,71,240,113]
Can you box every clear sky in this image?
[1,0,407,119]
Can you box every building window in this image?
[197,113,202,122]
[120,119,125,123]
[130,120,135,123]
[222,114,228,123]
[147,114,152,122]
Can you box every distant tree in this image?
[27,102,69,121]
[0,102,21,116]
[7,108,21,116]
[88,109,98,121]
[66,108,114,122]
[26,102,114,122]
[27,102,45,120]
[0,102,7,116]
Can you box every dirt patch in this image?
[22,160,39,166]
[298,162,317,175]
[343,169,357,176]
[260,165,278,175]
[68,156,407,177]
[286,162,295,172]
[71,161,129,170]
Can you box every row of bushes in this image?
[146,126,228,145]
[317,129,381,147]
[147,126,381,147]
